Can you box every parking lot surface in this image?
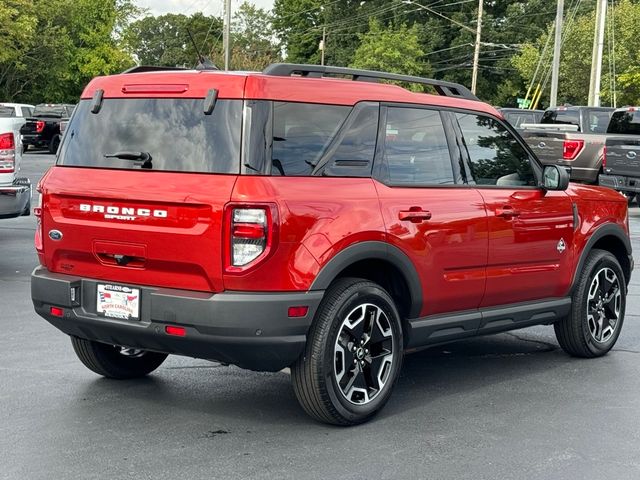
[2,153,640,480]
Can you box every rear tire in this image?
[554,249,626,358]
[49,135,61,154]
[291,278,403,425]
[71,337,168,379]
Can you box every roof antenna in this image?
[186,28,218,70]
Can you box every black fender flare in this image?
[570,223,632,293]
[309,241,423,318]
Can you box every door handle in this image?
[399,208,432,223]
[496,205,521,218]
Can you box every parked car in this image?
[520,105,614,183]
[0,106,31,218]
[20,103,75,154]
[598,107,640,203]
[498,107,544,129]
[31,64,632,425]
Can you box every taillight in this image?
[225,205,276,272]
[0,132,15,173]
[36,121,45,133]
[563,139,584,160]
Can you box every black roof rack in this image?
[263,63,478,101]
[121,65,189,74]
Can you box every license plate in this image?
[96,284,140,320]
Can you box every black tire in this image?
[291,278,403,425]
[48,135,61,154]
[554,249,626,358]
[71,336,168,379]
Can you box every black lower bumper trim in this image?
[31,267,324,372]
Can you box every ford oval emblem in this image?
[538,141,546,149]
[627,151,637,160]
[48,230,63,241]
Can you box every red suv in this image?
[31,64,633,425]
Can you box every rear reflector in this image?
[50,306,64,317]
[563,139,584,160]
[288,306,309,318]
[165,325,186,337]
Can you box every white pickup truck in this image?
[0,103,33,218]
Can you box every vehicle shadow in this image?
[73,330,575,432]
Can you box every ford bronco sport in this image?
[31,64,633,425]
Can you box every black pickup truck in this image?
[20,104,75,154]
[599,107,640,203]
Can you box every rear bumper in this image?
[0,178,31,218]
[599,174,640,193]
[31,267,324,372]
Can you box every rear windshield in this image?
[607,110,640,135]
[502,111,539,128]
[33,105,68,118]
[0,106,14,117]
[541,110,581,130]
[58,99,242,174]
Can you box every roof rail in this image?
[263,63,478,101]
[121,66,189,74]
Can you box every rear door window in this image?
[587,110,612,133]
[58,99,242,174]
[271,102,350,176]
[21,107,33,118]
[456,112,536,187]
[0,106,15,117]
[379,107,454,186]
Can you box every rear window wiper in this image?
[104,151,153,169]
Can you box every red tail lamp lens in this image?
[50,306,64,317]
[165,325,186,337]
[36,121,45,133]
[563,139,584,160]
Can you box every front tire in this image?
[292,278,403,425]
[554,249,626,357]
[71,337,168,379]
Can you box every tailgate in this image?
[20,119,37,135]
[605,137,640,177]
[41,167,236,292]
[521,131,565,163]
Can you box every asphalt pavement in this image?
[2,153,640,480]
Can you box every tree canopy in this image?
[1,0,638,108]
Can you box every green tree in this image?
[124,12,222,68]
[350,19,429,86]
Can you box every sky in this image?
[136,0,275,17]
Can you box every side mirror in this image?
[542,165,570,191]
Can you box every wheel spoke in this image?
[586,267,622,344]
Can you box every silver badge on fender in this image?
[557,238,566,253]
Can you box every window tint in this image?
[58,99,241,173]
[541,110,580,130]
[607,110,640,135]
[382,107,453,186]
[271,102,350,176]
[456,112,535,187]
[587,110,612,133]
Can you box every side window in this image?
[588,110,611,133]
[271,102,350,176]
[381,107,454,186]
[456,112,536,187]
[21,107,32,118]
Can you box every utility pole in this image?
[588,0,607,106]
[320,27,326,66]
[549,0,564,107]
[471,0,483,95]
[223,0,231,71]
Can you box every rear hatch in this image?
[39,78,244,293]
